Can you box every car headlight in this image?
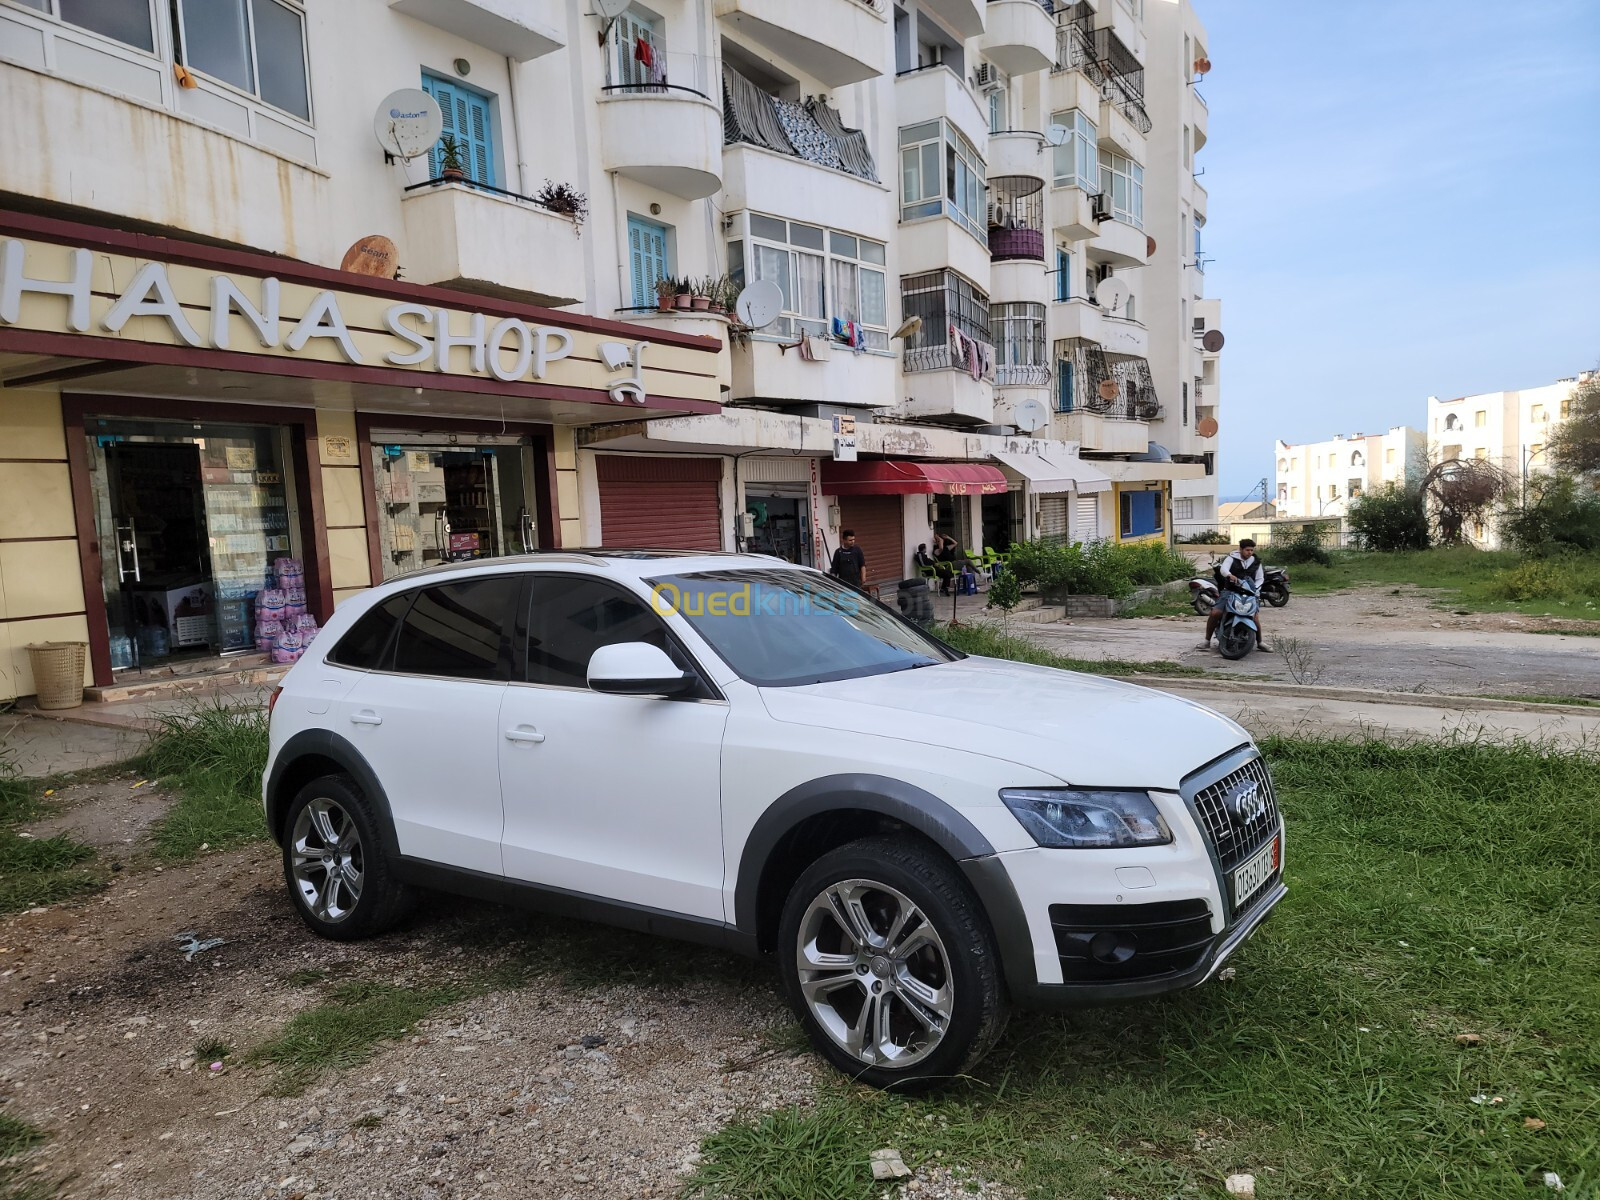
[1000,789,1173,849]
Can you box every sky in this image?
[1198,0,1600,499]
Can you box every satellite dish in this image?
[1045,124,1069,147]
[340,235,399,279]
[374,88,442,160]
[891,315,924,341]
[1202,329,1226,353]
[1145,235,1157,258]
[1093,276,1131,313]
[595,0,631,18]
[1197,416,1219,438]
[1013,398,1048,433]
[1193,57,1212,75]
[734,281,783,330]
[1097,378,1121,402]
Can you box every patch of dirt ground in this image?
[0,844,821,1200]
[20,777,177,853]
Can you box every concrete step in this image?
[86,659,287,704]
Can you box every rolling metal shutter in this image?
[1039,496,1070,543]
[1074,494,1101,542]
[837,494,905,588]
[596,456,722,551]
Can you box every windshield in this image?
[647,569,959,687]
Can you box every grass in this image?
[193,1037,231,1062]
[0,753,102,916]
[247,980,466,1095]
[137,702,271,859]
[1271,548,1600,622]
[1117,595,1199,620]
[0,1112,51,1200]
[937,621,1205,678]
[685,735,1600,1200]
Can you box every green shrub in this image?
[1492,558,1573,601]
[1003,538,1084,593]
[985,568,1022,615]
[1179,528,1226,544]
[1501,475,1600,555]
[1271,523,1336,567]
[1348,483,1431,552]
[1116,540,1194,586]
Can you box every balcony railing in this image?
[402,175,570,218]
[996,364,1053,387]
[1055,338,1161,418]
[902,269,994,378]
[603,38,715,99]
[723,65,879,181]
[989,0,1055,8]
[988,176,1046,262]
[1052,5,1151,134]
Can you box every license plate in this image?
[1232,837,1280,908]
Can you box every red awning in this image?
[821,460,1010,496]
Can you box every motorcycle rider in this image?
[1198,538,1271,652]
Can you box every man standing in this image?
[1198,538,1270,652]
[830,529,867,590]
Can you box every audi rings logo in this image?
[1226,781,1267,825]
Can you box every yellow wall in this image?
[315,407,372,609]
[0,387,91,701]
[553,427,581,549]
[1113,481,1171,544]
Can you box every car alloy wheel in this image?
[795,879,953,1069]
[290,796,364,923]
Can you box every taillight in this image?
[268,685,283,716]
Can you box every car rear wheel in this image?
[778,836,1007,1090]
[282,775,411,941]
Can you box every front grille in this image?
[1049,899,1215,983]
[1190,755,1281,874]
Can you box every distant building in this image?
[1273,427,1425,519]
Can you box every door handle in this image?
[504,726,546,744]
[350,710,383,727]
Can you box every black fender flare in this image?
[264,729,400,861]
[733,773,997,933]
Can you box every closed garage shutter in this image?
[596,456,722,551]
[837,494,905,588]
[1074,494,1100,542]
[1039,496,1070,543]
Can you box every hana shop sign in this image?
[0,238,661,406]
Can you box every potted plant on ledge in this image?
[437,134,466,182]
[674,278,693,310]
[533,180,589,235]
[690,278,712,311]
[655,275,677,313]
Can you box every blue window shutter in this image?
[627,216,669,309]
[1057,360,1074,412]
[1056,249,1070,301]
[422,72,495,187]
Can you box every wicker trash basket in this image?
[26,641,88,710]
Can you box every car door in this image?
[341,575,522,876]
[498,574,729,921]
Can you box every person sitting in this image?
[1198,538,1270,652]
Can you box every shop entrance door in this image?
[87,418,300,671]
[370,437,534,580]
[743,492,811,565]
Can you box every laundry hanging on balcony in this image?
[722,67,879,182]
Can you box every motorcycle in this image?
[1216,575,1262,660]
[1261,566,1291,608]
[1187,571,1220,615]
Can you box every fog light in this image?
[1088,931,1138,965]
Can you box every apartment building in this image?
[1274,427,1425,519]
[0,0,1220,701]
[1427,374,1592,546]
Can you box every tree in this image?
[1348,482,1431,552]
[985,569,1022,631]
[1547,371,1600,478]
[1501,474,1600,555]
[1420,458,1512,546]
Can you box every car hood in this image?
[760,655,1248,791]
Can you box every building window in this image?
[1348,478,1363,498]
[1277,457,1287,471]
[605,7,664,89]
[1174,498,1194,521]
[627,216,671,309]
[900,120,987,243]
[988,85,1006,135]
[1531,403,1546,422]
[1329,484,1340,500]
[1054,248,1071,302]
[1055,358,1075,412]
[991,303,1048,387]
[26,0,157,50]
[1050,109,1098,192]
[1561,399,1571,418]
[1120,489,1163,539]
[1444,412,1460,431]
[727,214,887,347]
[1385,448,1396,465]
[422,73,496,185]
[1351,450,1364,466]
[1474,410,1487,427]
[177,0,310,120]
[1181,381,1189,426]
[901,270,991,374]
[1097,150,1144,228]
[1193,217,1204,271]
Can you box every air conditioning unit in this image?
[974,63,1006,92]
[1090,193,1111,221]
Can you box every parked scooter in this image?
[1216,575,1262,660]
[1188,571,1220,615]
[1260,566,1291,608]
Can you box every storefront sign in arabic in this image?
[0,238,712,406]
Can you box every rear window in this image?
[392,578,520,682]
[325,593,412,670]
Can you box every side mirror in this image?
[587,642,695,697]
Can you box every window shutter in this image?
[422,73,494,186]
[467,93,492,185]
[627,217,669,308]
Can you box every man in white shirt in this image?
[1197,538,1270,652]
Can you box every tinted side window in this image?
[392,578,520,681]
[326,594,413,669]
[526,577,674,688]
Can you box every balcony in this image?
[894,63,989,157]
[400,180,585,306]
[900,359,996,425]
[721,147,891,241]
[1052,186,1099,241]
[899,214,992,294]
[900,269,995,425]
[1055,411,1151,454]
[1091,0,1146,65]
[988,176,1045,264]
[715,0,888,87]
[921,0,985,39]
[1098,97,1145,158]
[1192,89,1208,150]
[980,0,1057,76]
[731,338,897,409]
[987,130,1047,181]
[1087,217,1148,269]
[597,53,723,200]
[991,258,1048,307]
[387,0,563,60]
[1051,299,1147,357]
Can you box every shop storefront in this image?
[739,456,816,566]
[0,211,724,700]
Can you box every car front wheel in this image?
[778,836,1007,1090]
[282,775,411,941]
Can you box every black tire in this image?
[281,774,412,942]
[1191,592,1215,616]
[1218,626,1255,660]
[1262,587,1289,608]
[777,835,1008,1091]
